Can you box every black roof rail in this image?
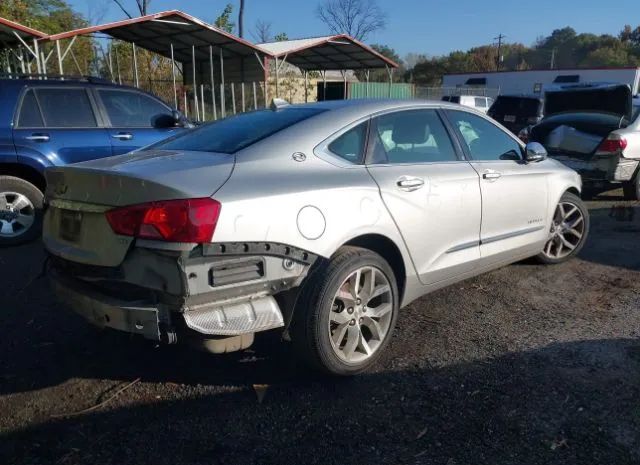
[0,73,114,84]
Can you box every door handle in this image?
[112,132,133,141]
[25,133,50,142]
[396,176,425,192]
[482,170,502,181]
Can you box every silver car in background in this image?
[43,100,588,375]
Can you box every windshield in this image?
[149,107,326,154]
[490,96,541,116]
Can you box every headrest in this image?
[391,116,431,145]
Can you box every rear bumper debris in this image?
[551,155,639,183]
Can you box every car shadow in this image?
[2,338,639,465]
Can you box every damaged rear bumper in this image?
[551,154,639,183]
[49,242,317,344]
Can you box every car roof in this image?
[0,76,142,92]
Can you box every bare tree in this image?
[316,0,386,41]
[251,19,273,43]
[111,0,150,18]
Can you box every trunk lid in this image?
[544,84,632,120]
[43,150,234,267]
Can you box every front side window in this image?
[152,108,326,154]
[35,88,97,128]
[99,89,172,127]
[368,109,458,164]
[328,122,368,164]
[17,89,44,127]
[446,110,522,161]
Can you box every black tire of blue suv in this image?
[622,174,640,201]
[0,176,44,246]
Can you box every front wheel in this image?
[536,192,589,264]
[0,176,43,246]
[292,247,399,376]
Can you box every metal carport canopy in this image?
[46,10,273,83]
[0,17,47,48]
[257,35,398,71]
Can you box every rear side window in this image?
[17,90,44,127]
[474,97,487,108]
[328,122,368,164]
[99,89,172,127]
[490,97,541,117]
[36,88,97,128]
[153,108,326,154]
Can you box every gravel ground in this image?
[1,192,639,465]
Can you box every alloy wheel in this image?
[328,266,393,363]
[542,201,585,260]
[0,191,36,238]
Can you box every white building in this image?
[442,67,640,95]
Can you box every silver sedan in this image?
[43,100,589,375]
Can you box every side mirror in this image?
[172,110,194,128]
[525,142,547,163]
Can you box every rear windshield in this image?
[150,107,326,154]
[490,97,541,116]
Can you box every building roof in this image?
[0,17,47,48]
[46,10,272,83]
[257,34,398,70]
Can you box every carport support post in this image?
[33,39,41,76]
[219,48,226,118]
[386,65,393,98]
[304,70,308,103]
[201,84,206,120]
[132,42,139,87]
[341,70,347,99]
[322,70,327,101]
[252,82,257,109]
[209,46,217,120]
[365,69,370,98]
[274,56,280,98]
[192,45,199,122]
[170,43,177,109]
[231,83,236,114]
[56,40,63,76]
[241,83,245,113]
[114,43,121,84]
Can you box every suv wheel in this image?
[0,176,43,246]
[622,175,639,200]
[292,247,399,376]
[536,192,589,264]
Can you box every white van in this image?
[441,95,494,113]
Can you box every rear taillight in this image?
[106,198,221,243]
[596,135,627,154]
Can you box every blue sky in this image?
[68,0,636,57]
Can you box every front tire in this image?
[292,247,399,376]
[536,192,589,264]
[0,176,43,246]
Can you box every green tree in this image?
[214,4,235,33]
[274,32,288,41]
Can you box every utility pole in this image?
[494,33,505,71]
[550,48,556,69]
[238,0,245,38]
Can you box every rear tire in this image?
[291,247,399,376]
[0,176,43,246]
[622,175,639,200]
[536,192,589,264]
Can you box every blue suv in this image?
[0,77,189,245]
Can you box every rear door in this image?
[366,108,482,285]
[94,88,182,155]
[444,109,549,261]
[12,87,112,166]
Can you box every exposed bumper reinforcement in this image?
[50,273,162,341]
[183,296,284,336]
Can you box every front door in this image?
[94,88,182,155]
[444,110,550,260]
[12,87,112,166]
[366,109,482,285]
